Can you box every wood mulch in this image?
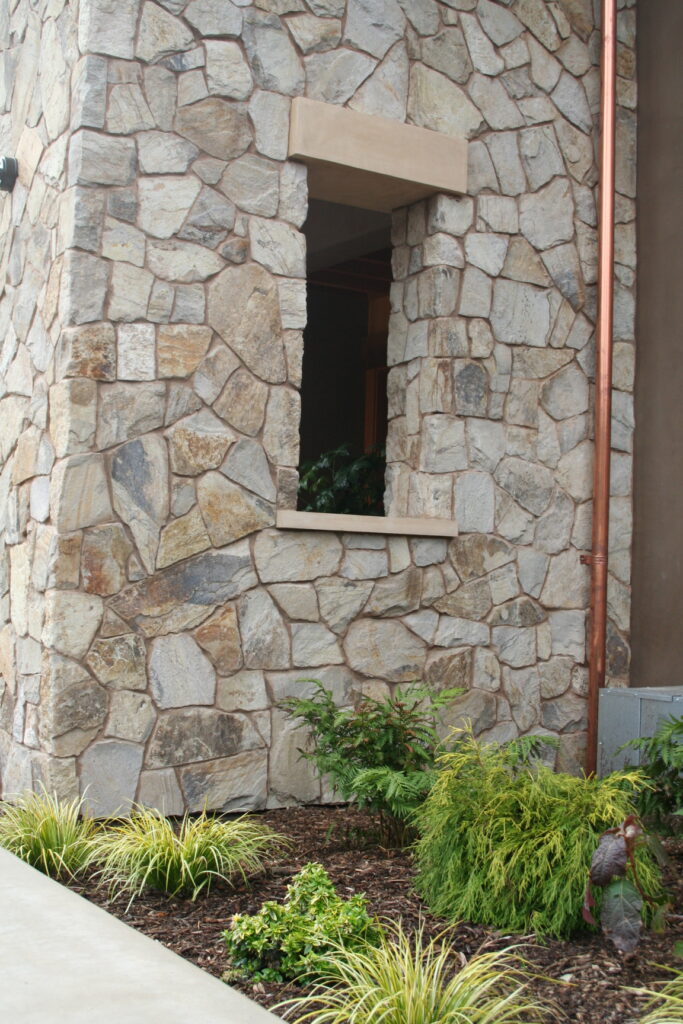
[71,805,683,1023]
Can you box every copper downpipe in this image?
[585,0,618,776]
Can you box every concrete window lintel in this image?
[288,97,468,212]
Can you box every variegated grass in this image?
[279,922,552,1024]
[632,970,683,1024]
[94,806,287,901]
[0,788,99,880]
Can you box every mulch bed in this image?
[71,805,683,1022]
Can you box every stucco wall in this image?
[0,0,637,814]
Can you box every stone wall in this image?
[0,0,637,814]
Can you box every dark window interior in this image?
[298,199,392,472]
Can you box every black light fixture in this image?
[0,158,18,192]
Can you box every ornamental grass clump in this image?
[281,922,551,1024]
[94,807,285,901]
[0,789,98,880]
[414,727,662,939]
[633,970,683,1024]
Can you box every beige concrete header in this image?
[288,98,468,212]
[277,509,458,538]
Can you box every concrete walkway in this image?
[0,847,280,1023]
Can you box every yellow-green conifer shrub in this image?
[414,729,662,938]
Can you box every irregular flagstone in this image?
[540,549,590,609]
[82,524,134,596]
[490,596,546,627]
[146,708,263,768]
[97,383,166,450]
[43,591,103,660]
[136,2,194,63]
[269,583,319,622]
[194,605,242,673]
[408,65,484,138]
[207,264,286,383]
[184,0,243,36]
[316,578,373,633]
[216,671,269,712]
[495,457,554,516]
[86,634,148,690]
[50,455,114,532]
[243,10,304,95]
[254,530,342,583]
[434,577,492,620]
[292,623,343,667]
[179,750,268,812]
[213,369,269,436]
[166,410,234,475]
[175,98,252,160]
[490,280,551,347]
[344,0,404,59]
[305,50,377,105]
[238,589,290,669]
[365,567,422,616]
[156,325,211,378]
[108,542,257,636]
[221,439,276,501]
[111,435,169,574]
[348,41,408,120]
[504,666,541,731]
[81,740,144,816]
[106,691,155,743]
[449,534,515,581]
[40,656,108,756]
[137,769,184,815]
[149,633,216,708]
[197,472,273,546]
[344,619,426,681]
[440,687,498,736]
[156,507,211,568]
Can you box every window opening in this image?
[297,199,392,516]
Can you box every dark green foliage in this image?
[297,444,386,516]
[223,862,379,983]
[280,681,460,843]
[414,728,663,939]
[619,714,683,831]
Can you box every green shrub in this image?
[0,788,98,879]
[224,862,380,983]
[281,922,551,1024]
[414,728,662,938]
[281,681,460,844]
[94,807,285,901]
[633,970,683,1024]
[619,714,683,832]
[297,444,386,516]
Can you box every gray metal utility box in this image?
[598,686,683,776]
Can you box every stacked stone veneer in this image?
[0,0,636,814]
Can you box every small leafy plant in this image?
[280,922,551,1024]
[583,815,663,952]
[297,443,386,516]
[0,789,99,879]
[619,714,683,832]
[281,681,460,844]
[414,727,662,938]
[94,807,285,901]
[224,862,379,983]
